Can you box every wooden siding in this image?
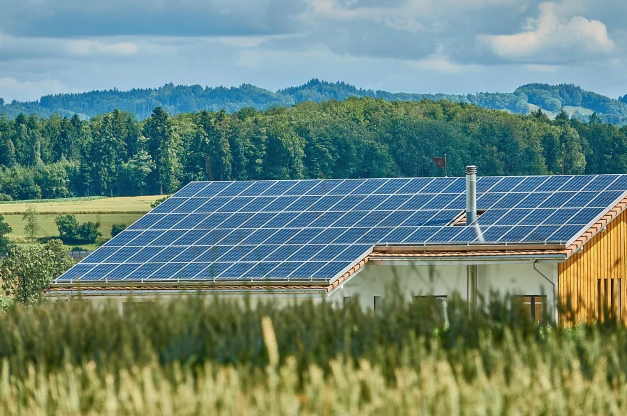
[559,209,627,324]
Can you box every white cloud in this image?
[478,2,615,64]
[0,77,65,102]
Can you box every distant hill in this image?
[1,79,627,124]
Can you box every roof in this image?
[52,174,627,288]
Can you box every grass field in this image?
[0,195,162,248]
[0,295,626,414]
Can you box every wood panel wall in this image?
[558,210,627,324]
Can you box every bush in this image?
[111,223,127,237]
[150,195,169,208]
[54,214,101,244]
[0,193,13,201]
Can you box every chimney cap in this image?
[466,165,477,175]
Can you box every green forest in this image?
[0,97,626,201]
[2,79,627,125]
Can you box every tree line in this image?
[0,98,626,200]
[2,79,627,124]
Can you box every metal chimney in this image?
[465,165,477,225]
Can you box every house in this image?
[48,168,627,324]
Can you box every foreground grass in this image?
[0,293,626,414]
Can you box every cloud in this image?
[478,2,616,64]
[0,34,139,61]
[0,77,65,102]
[0,0,305,38]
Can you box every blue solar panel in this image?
[511,176,548,192]
[312,262,350,278]
[239,181,276,196]
[148,230,187,246]
[241,245,280,262]
[103,230,143,246]
[287,228,323,245]
[286,196,319,211]
[284,180,321,196]
[173,247,209,262]
[127,263,165,280]
[174,198,211,213]
[241,213,276,228]
[476,177,501,192]
[288,245,325,261]
[606,175,627,191]
[106,264,140,280]
[265,229,300,244]
[262,196,299,212]
[105,247,141,263]
[128,214,164,230]
[335,245,371,261]
[174,182,208,197]
[334,212,365,227]
[310,228,346,244]
[350,179,388,194]
[151,198,187,213]
[194,182,231,197]
[374,178,410,194]
[287,212,323,228]
[291,262,326,278]
[241,196,276,212]
[334,228,369,244]
[218,213,254,229]
[311,245,347,261]
[357,227,393,244]
[494,209,532,225]
[490,177,525,192]
[266,262,301,279]
[306,195,344,211]
[588,191,624,207]
[81,264,118,281]
[563,192,598,208]
[57,175,627,284]
[127,247,164,263]
[536,176,572,192]
[195,229,229,245]
[412,178,445,194]
[217,197,255,213]
[352,195,388,211]
[355,211,391,227]
[567,208,601,225]
[328,180,365,195]
[243,262,281,278]
[427,227,463,243]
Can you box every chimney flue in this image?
[466,165,477,225]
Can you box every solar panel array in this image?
[55,175,627,284]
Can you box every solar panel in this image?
[56,175,627,284]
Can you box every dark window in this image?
[374,296,382,311]
[598,278,622,320]
[512,295,546,323]
[414,295,448,325]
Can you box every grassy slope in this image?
[1,195,162,248]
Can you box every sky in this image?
[1,0,626,102]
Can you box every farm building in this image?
[49,168,627,323]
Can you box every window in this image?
[512,295,546,323]
[343,296,352,306]
[598,278,622,320]
[414,295,448,326]
[374,296,382,311]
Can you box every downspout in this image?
[532,259,557,323]
[466,166,478,311]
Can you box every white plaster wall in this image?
[328,261,558,314]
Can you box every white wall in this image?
[328,261,558,317]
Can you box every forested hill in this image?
[2,80,627,125]
[0,98,625,202]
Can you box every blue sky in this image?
[0,0,626,102]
